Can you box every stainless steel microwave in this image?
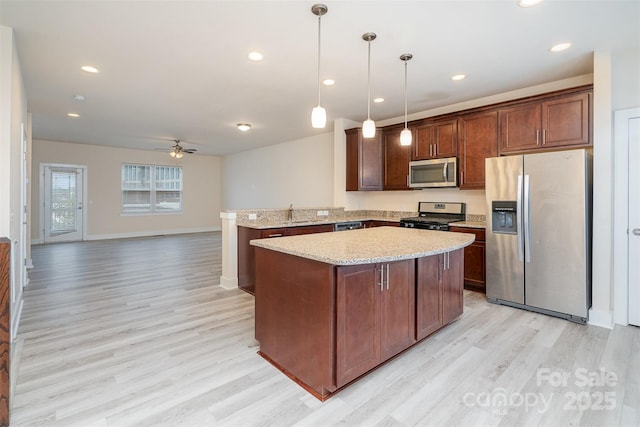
[408,157,458,188]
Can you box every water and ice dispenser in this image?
[491,201,517,234]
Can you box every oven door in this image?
[409,158,458,188]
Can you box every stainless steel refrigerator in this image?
[485,149,592,323]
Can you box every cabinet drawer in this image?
[260,228,286,238]
[449,226,485,242]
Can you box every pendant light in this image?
[399,54,413,146]
[362,32,377,138]
[311,4,328,128]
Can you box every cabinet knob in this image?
[633,229,640,236]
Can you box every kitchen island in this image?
[251,226,475,400]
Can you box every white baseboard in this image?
[32,227,220,245]
[588,308,614,329]
[219,276,238,290]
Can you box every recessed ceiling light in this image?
[67,113,80,118]
[550,42,572,52]
[237,123,252,131]
[519,0,543,7]
[322,79,335,86]
[373,98,384,103]
[81,65,99,74]
[451,74,466,81]
[73,94,86,101]
[248,51,263,61]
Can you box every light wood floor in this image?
[10,232,639,427]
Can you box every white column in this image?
[219,211,238,290]
[589,50,614,329]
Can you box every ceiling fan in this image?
[154,139,197,158]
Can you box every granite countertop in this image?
[250,226,475,265]
[237,216,400,230]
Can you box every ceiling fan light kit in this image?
[311,4,328,129]
[362,32,377,139]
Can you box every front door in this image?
[42,165,85,243]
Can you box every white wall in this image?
[1,24,30,361]
[32,140,223,241]
[222,132,334,209]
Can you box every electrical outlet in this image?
[248,213,257,220]
[317,210,323,216]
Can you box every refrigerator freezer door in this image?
[523,149,590,318]
[485,155,524,304]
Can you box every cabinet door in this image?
[458,111,498,190]
[433,119,458,158]
[416,255,442,340]
[336,264,380,387]
[379,260,416,360]
[542,92,590,148]
[442,249,464,325]
[499,103,542,153]
[462,242,486,292]
[413,119,457,160]
[345,129,383,191]
[383,128,411,190]
[413,124,435,160]
[449,227,486,293]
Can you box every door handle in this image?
[633,229,640,236]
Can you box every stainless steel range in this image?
[400,202,466,231]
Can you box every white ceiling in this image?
[1,0,639,156]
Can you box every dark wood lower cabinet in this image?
[255,247,463,400]
[416,249,464,340]
[238,224,334,294]
[449,227,486,293]
[336,260,415,387]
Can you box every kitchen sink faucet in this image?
[288,204,293,221]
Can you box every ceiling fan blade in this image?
[183,149,197,154]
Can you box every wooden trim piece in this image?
[0,238,10,427]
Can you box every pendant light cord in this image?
[316,14,322,107]
[367,40,372,120]
[404,60,408,128]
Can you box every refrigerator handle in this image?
[517,175,524,262]
[524,174,531,263]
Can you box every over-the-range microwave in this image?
[408,157,458,188]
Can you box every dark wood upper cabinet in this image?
[542,92,590,148]
[500,91,591,154]
[346,85,591,192]
[413,119,457,160]
[345,128,383,191]
[458,111,498,190]
[383,128,412,190]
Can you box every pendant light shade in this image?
[362,119,376,138]
[312,106,326,128]
[399,53,413,146]
[311,4,328,129]
[362,32,377,138]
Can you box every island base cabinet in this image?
[254,247,463,400]
[336,260,416,388]
[254,247,337,399]
[416,249,464,341]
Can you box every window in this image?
[121,164,183,213]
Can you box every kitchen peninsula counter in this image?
[253,226,475,400]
